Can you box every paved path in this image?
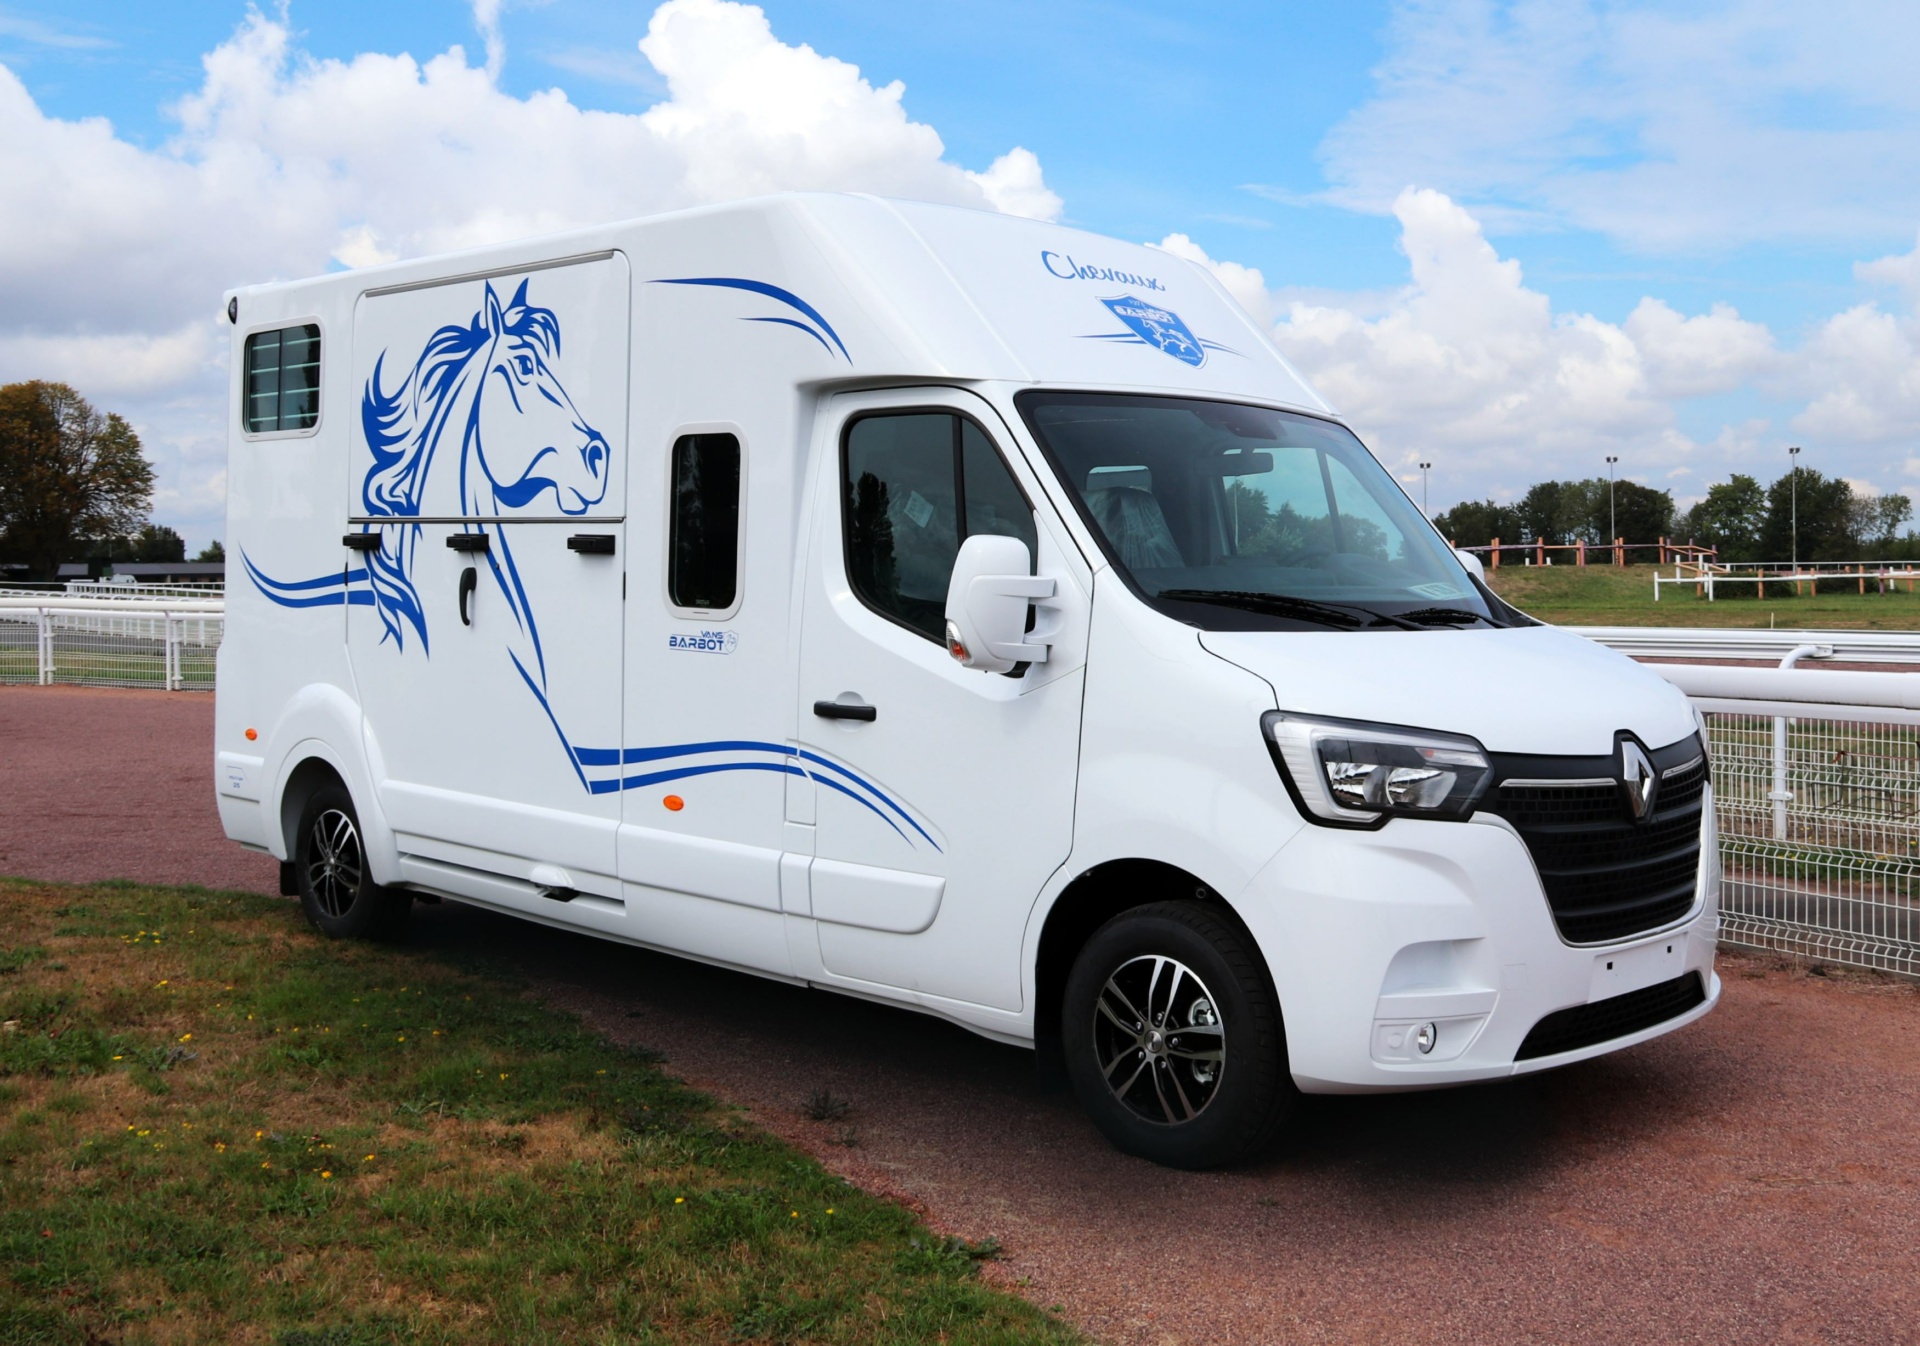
[6,684,1920,1344]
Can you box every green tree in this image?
[1432,498,1524,549]
[0,381,154,580]
[1581,477,1673,547]
[196,539,226,563]
[1850,491,1912,557]
[120,523,186,563]
[1759,467,1854,562]
[1676,474,1766,561]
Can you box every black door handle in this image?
[813,700,876,722]
[458,567,477,626]
[343,532,381,552]
[446,532,490,553]
[567,534,616,555]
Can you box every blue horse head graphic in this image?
[359,278,609,653]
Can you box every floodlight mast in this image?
[1605,456,1619,547]
[1419,461,1432,517]
[1788,445,1802,573]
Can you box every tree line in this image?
[1433,470,1916,563]
[0,381,220,580]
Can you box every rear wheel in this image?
[1063,901,1295,1168]
[294,782,409,939]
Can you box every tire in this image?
[1063,901,1296,1169]
[293,782,410,939]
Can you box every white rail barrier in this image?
[1569,625,1920,666]
[0,597,224,691]
[1615,634,1920,977]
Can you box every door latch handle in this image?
[567,534,616,555]
[813,700,876,722]
[458,567,477,626]
[342,532,381,552]
[446,532,490,553]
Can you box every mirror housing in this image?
[944,535,1055,673]
[1453,548,1487,584]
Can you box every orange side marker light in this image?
[244,728,258,741]
[663,795,684,812]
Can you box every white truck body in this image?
[217,193,1718,1112]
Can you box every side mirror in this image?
[1453,548,1486,583]
[944,534,1055,673]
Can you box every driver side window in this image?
[842,411,1035,643]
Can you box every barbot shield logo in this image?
[1081,294,1232,367]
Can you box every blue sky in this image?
[4,1,1920,545]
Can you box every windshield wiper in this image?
[1154,588,1423,631]
[1396,606,1504,628]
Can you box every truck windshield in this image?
[1017,391,1499,631]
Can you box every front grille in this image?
[1482,738,1707,945]
[1515,971,1707,1060]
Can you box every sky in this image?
[4,0,1920,550]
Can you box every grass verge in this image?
[0,878,1079,1345]
[1487,563,1920,629]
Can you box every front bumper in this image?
[1237,798,1721,1093]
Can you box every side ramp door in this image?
[344,253,632,896]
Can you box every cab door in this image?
[344,255,631,892]
[792,389,1089,1012]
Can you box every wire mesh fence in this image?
[0,607,222,691]
[1704,708,1920,975]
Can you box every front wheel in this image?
[1062,901,1296,1168]
[294,782,410,939]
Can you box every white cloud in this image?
[1320,0,1920,251]
[1268,188,1685,482]
[1151,233,1272,326]
[0,323,217,398]
[0,0,1062,546]
[1168,187,1920,507]
[967,147,1062,224]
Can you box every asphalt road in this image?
[5,683,1919,1344]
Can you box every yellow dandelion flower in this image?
[674,1197,684,1204]
[179,1034,191,1043]
[499,1072,508,1080]
[261,1161,271,1169]
[364,1154,375,1161]
[321,1171,332,1179]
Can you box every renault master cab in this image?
[216,193,1719,1168]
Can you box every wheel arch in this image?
[1031,858,1265,1084]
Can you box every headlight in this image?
[1263,711,1492,826]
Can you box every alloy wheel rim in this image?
[306,808,363,918]
[1093,954,1225,1125]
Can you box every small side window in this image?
[243,324,321,433]
[668,432,742,611]
[842,411,1035,643]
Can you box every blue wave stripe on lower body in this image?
[242,552,371,608]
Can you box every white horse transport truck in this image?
[216,194,1719,1167]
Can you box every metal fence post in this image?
[1769,714,1791,840]
[38,607,52,684]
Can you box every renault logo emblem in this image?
[1620,739,1657,820]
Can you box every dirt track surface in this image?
[6,683,1920,1344]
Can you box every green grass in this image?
[0,879,1080,1345]
[1488,563,1920,629]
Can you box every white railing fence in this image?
[1605,644,1920,977]
[0,596,224,692]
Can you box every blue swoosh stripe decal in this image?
[652,277,850,362]
[243,552,373,608]
[741,315,832,354]
[568,738,935,849]
[796,750,939,851]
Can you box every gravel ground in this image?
[5,683,1919,1344]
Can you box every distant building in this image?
[55,560,227,584]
